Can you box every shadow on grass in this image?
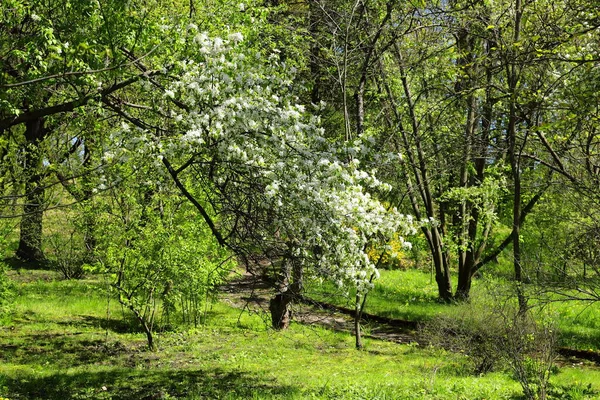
[558,328,600,353]
[69,315,146,334]
[3,256,51,271]
[0,367,301,399]
[0,333,134,368]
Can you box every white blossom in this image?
[123,32,415,294]
[228,32,244,43]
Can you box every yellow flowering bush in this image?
[367,232,413,269]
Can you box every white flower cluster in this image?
[158,33,414,291]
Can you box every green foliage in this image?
[547,382,597,400]
[2,0,600,397]
[95,173,234,343]
[0,231,14,319]
[0,263,13,320]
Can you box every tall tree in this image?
[0,0,169,261]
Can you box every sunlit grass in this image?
[307,267,600,352]
[1,271,599,399]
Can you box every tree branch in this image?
[162,156,226,247]
[0,71,160,129]
[473,187,547,273]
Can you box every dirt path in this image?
[220,272,424,345]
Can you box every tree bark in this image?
[269,257,292,330]
[16,117,46,263]
[508,0,528,313]
[354,292,363,349]
[269,252,303,330]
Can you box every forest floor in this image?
[219,271,600,366]
[2,268,600,399]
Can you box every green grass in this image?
[307,268,600,352]
[306,269,451,322]
[544,300,600,352]
[1,271,600,399]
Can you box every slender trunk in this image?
[354,273,375,350]
[140,316,154,350]
[470,61,495,267]
[381,53,453,300]
[132,303,155,350]
[16,118,46,263]
[81,139,96,257]
[508,0,527,313]
[354,2,393,138]
[354,292,362,349]
[115,285,155,350]
[510,121,527,312]
[456,94,477,301]
[397,47,452,299]
[309,1,322,104]
[455,25,474,284]
[432,229,453,302]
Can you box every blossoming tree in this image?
[109,29,414,330]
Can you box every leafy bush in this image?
[47,231,88,279]
[367,232,414,270]
[422,299,558,400]
[0,263,13,318]
[95,180,234,349]
[547,383,597,400]
[422,303,506,375]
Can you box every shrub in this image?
[422,299,558,400]
[422,303,506,375]
[0,230,14,318]
[47,231,88,279]
[367,233,413,269]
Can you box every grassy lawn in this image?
[0,270,599,399]
[307,268,600,352]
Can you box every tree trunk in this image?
[308,0,322,104]
[269,257,292,330]
[269,292,292,330]
[455,94,477,301]
[509,0,527,314]
[16,184,44,262]
[432,237,453,302]
[354,292,363,349]
[16,117,46,263]
[269,254,303,330]
[456,58,496,301]
[81,139,96,258]
[137,313,155,351]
